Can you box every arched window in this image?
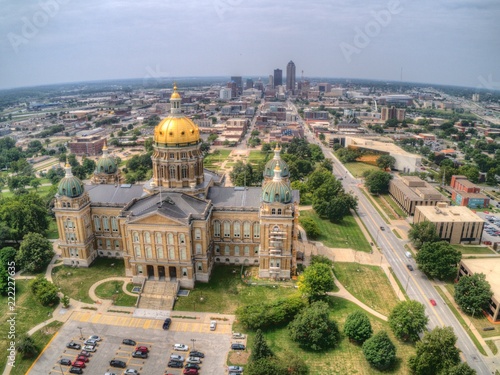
[197,262,202,271]
[114,240,120,249]
[97,239,103,248]
[145,245,152,258]
[144,231,151,244]
[157,246,164,259]
[102,216,109,231]
[233,222,240,238]
[195,244,202,254]
[134,245,141,257]
[214,221,221,237]
[111,217,118,232]
[168,246,175,260]
[254,246,259,254]
[194,228,201,240]
[181,165,188,179]
[253,223,260,238]
[224,221,230,237]
[243,222,250,238]
[179,234,185,244]
[182,267,188,277]
[244,246,250,256]
[168,233,174,245]
[234,246,240,256]
[224,245,230,255]
[132,231,139,243]
[155,232,162,244]
[180,248,187,260]
[169,165,176,179]
[94,216,101,231]
[215,245,220,253]
[106,239,111,249]
[137,265,143,274]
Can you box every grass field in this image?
[248,150,270,165]
[383,194,407,218]
[343,162,379,178]
[52,258,125,304]
[94,280,137,307]
[0,280,58,373]
[235,296,415,375]
[371,194,397,220]
[333,263,399,316]
[0,184,53,198]
[486,340,499,355]
[451,245,496,255]
[174,265,299,314]
[359,189,391,225]
[203,149,232,169]
[300,210,372,252]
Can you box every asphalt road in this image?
[290,103,495,373]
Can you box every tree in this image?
[408,326,461,375]
[30,275,60,306]
[376,154,396,170]
[16,233,54,273]
[416,241,461,280]
[281,351,309,375]
[251,329,274,361]
[0,247,17,271]
[82,157,96,175]
[442,363,477,375]
[344,311,373,344]
[310,255,333,267]
[454,273,493,314]
[388,300,428,342]
[299,217,320,240]
[17,335,37,358]
[0,266,10,295]
[362,331,396,370]
[29,178,41,191]
[62,294,70,308]
[313,192,357,223]
[408,221,440,250]
[298,263,335,300]
[364,170,392,194]
[288,301,340,351]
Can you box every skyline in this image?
[1,0,500,90]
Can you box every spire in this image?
[273,164,282,182]
[64,157,73,178]
[170,83,181,115]
[102,139,108,155]
[273,143,281,160]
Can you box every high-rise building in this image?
[230,76,242,95]
[274,69,283,87]
[381,106,405,122]
[286,61,296,92]
[245,78,254,89]
[227,81,237,99]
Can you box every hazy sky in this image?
[1,0,499,90]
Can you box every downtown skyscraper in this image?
[286,60,296,92]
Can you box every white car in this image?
[84,339,98,346]
[228,366,244,373]
[170,354,184,362]
[104,373,117,375]
[173,344,188,351]
[232,332,245,339]
[187,356,202,364]
[82,345,96,352]
[210,321,217,331]
[88,335,102,341]
[124,370,139,375]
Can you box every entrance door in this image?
[146,265,154,279]
[158,266,166,280]
[169,266,177,279]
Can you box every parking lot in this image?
[29,318,235,375]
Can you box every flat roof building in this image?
[414,203,484,245]
[389,176,448,215]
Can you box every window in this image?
[144,231,151,244]
[244,246,250,256]
[137,265,143,274]
[234,222,240,238]
[271,208,276,215]
[97,239,103,248]
[215,245,220,253]
[65,219,74,228]
[277,208,282,215]
[94,216,101,231]
[181,165,188,179]
[224,221,230,237]
[254,246,259,254]
[168,246,175,260]
[132,231,139,243]
[182,267,188,277]
[157,246,164,259]
[234,246,240,256]
[243,222,250,238]
[168,233,174,245]
[111,217,118,232]
[169,153,175,159]
[214,221,221,237]
[114,240,120,249]
[145,245,152,259]
[197,262,202,271]
[134,245,141,257]
[169,166,176,179]
[194,228,201,240]
[102,216,110,231]
[181,152,187,159]
[106,239,111,249]
[155,232,162,244]
[180,248,187,260]
[179,233,185,244]
[253,223,260,238]
[224,245,230,255]
[195,244,202,255]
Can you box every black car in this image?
[66,342,81,350]
[185,363,201,370]
[69,367,83,374]
[189,351,205,358]
[132,350,148,359]
[122,339,136,346]
[167,360,183,368]
[406,264,414,271]
[162,318,172,330]
[231,343,245,350]
[59,358,72,366]
[110,359,127,368]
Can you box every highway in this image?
[289,103,495,373]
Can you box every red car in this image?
[135,346,149,353]
[75,355,89,363]
[183,369,199,375]
[71,361,86,368]
[430,299,437,306]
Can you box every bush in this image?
[344,311,373,344]
[30,275,60,306]
[362,331,396,370]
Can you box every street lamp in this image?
[77,326,83,340]
[191,338,196,350]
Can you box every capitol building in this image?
[53,86,299,288]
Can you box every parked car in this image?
[185,363,201,370]
[210,320,217,331]
[75,355,89,363]
[135,346,149,353]
[173,344,189,351]
[59,358,72,366]
[187,356,202,364]
[122,339,136,346]
[228,366,244,373]
[79,351,91,357]
[66,342,81,350]
[189,351,205,358]
[231,343,245,350]
[183,369,198,375]
[170,354,184,362]
[406,264,414,271]
[88,335,102,342]
[232,333,245,339]
[69,367,83,374]
[124,370,139,375]
[82,345,96,352]
[163,318,172,330]
[168,361,183,368]
[84,339,98,346]
[104,373,118,375]
[132,350,148,359]
[71,361,86,368]
[110,359,127,368]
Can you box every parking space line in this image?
[143,320,152,329]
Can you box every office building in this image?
[274,69,283,88]
[286,61,296,92]
[381,106,406,122]
[389,176,448,215]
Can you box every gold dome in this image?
[154,116,200,146]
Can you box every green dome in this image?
[96,156,117,174]
[57,164,84,198]
[263,144,289,179]
[262,165,293,204]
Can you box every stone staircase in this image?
[137,280,179,311]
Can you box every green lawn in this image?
[0,280,58,373]
[333,263,399,316]
[0,184,53,198]
[236,296,415,375]
[344,162,379,178]
[486,340,498,355]
[174,265,299,314]
[248,150,270,164]
[451,245,496,255]
[46,217,59,240]
[94,280,137,307]
[372,194,397,220]
[203,149,232,169]
[383,194,407,218]
[300,210,372,252]
[359,189,391,225]
[52,258,125,304]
